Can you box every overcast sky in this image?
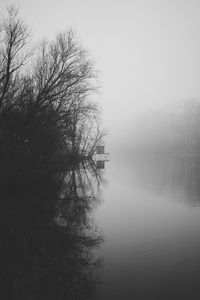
[1,0,200,148]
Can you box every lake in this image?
[2,153,200,299]
[95,153,200,299]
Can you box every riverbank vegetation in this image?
[0,6,105,180]
[0,6,105,299]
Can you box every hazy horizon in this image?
[1,0,200,151]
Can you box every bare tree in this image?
[0,6,30,112]
[30,31,96,115]
[0,6,104,168]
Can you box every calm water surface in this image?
[95,153,200,299]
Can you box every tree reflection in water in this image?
[0,161,104,300]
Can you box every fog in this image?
[1,0,200,299]
[1,0,200,151]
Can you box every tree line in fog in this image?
[0,6,105,177]
[134,99,200,154]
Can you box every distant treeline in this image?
[133,99,200,154]
[0,6,105,177]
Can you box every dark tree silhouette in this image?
[0,6,104,176]
[0,7,106,299]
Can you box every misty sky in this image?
[1,0,200,148]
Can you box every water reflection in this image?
[96,153,200,300]
[0,161,104,300]
[132,154,200,206]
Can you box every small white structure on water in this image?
[94,145,109,169]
